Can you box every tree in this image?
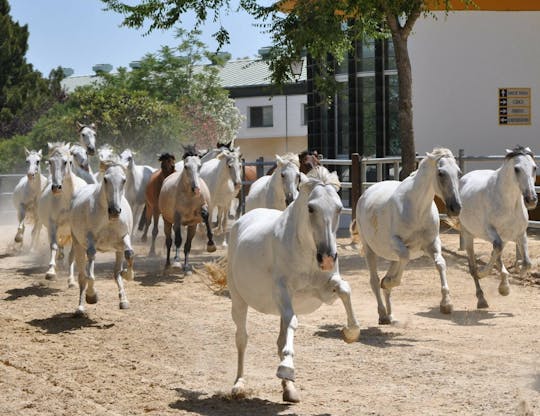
[101,0,473,177]
[0,0,64,138]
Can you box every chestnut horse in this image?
[141,153,176,256]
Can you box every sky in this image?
[9,0,273,77]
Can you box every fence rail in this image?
[1,150,539,228]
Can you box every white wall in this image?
[410,11,540,158]
[235,94,307,139]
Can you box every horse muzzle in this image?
[87,146,96,156]
[27,173,35,180]
[285,193,294,206]
[317,252,337,271]
[192,186,200,196]
[108,206,121,219]
[445,198,462,217]
[524,192,538,210]
[51,184,62,194]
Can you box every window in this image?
[249,105,273,127]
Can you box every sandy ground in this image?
[0,223,539,416]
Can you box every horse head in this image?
[298,150,321,174]
[301,166,342,272]
[158,152,176,176]
[505,145,538,210]
[47,142,71,195]
[183,155,203,195]
[24,148,43,180]
[427,148,462,217]
[70,144,90,172]
[120,148,135,167]
[76,121,97,156]
[100,160,126,220]
[276,153,301,206]
[218,148,242,192]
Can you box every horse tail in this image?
[137,206,147,231]
[349,218,360,244]
[198,256,228,295]
[443,216,461,231]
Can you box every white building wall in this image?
[410,11,540,159]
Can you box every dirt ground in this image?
[0,223,539,416]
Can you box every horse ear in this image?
[47,142,54,150]
[76,121,84,130]
[38,149,43,157]
[24,147,30,156]
[89,122,97,131]
[275,155,284,166]
[524,146,532,154]
[505,148,513,155]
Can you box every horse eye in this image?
[36,161,39,164]
[281,173,285,178]
[438,170,445,177]
[308,206,314,214]
[514,167,520,174]
[103,177,108,183]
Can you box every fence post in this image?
[256,156,264,178]
[457,148,465,250]
[351,153,360,221]
[240,158,246,215]
[359,156,366,196]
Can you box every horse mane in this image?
[278,152,300,167]
[505,145,535,159]
[48,142,69,156]
[158,152,176,162]
[182,145,199,159]
[427,147,455,161]
[306,166,341,190]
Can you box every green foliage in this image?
[0,0,63,138]
[0,134,31,173]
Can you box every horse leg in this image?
[148,209,160,257]
[182,225,196,274]
[364,245,389,324]
[329,274,361,342]
[171,213,183,270]
[29,216,41,252]
[84,232,98,305]
[230,290,249,398]
[494,255,510,297]
[462,229,489,309]
[45,223,58,280]
[381,235,409,289]
[201,206,216,252]
[425,237,453,314]
[516,232,532,277]
[67,244,77,288]
[477,226,504,278]
[121,233,135,282]
[164,219,173,269]
[140,203,151,243]
[278,319,300,404]
[274,279,300,403]
[73,238,88,316]
[382,261,406,324]
[114,251,129,309]
[14,203,25,243]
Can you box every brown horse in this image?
[141,153,176,256]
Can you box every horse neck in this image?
[494,162,523,204]
[269,167,285,199]
[400,159,437,210]
[278,192,314,252]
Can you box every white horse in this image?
[228,166,360,403]
[37,142,87,285]
[70,158,134,315]
[199,147,242,245]
[70,144,97,184]
[245,153,300,212]
[353,148,462,324]
[458,145,538,308]
[76,121,97,156]
[119,148,156,236]
[12,148,47,248]
[159,152,216,272]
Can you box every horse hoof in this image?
[440,303,453,314]
[379,316,392,325]
[73,308,87,318]
[231,379,247,399]
[206,243,217,253]
[277,364,295,381]
[282,380,300,403]
[380,277,398,290]
[67,280,77,289]
[119,301,130,310]
[342,325,360,343]
[86,293,98,304]
[14,234,23,243]
[45,272,57,280]
[171,261,182,270]
[498,284,510,296]
[477,298,489,309]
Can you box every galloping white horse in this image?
[76,121,97,156]
[12,148,47,248]
[245,153,300,212]
[458,145,537,308]
[353,148,462,324]
[120,148,156,236]
[37,143,86,285]
[70,158,134,315]
[199,147,242,244]
[159,152,216,272]
[70,144,97,184]
[228,166,360,403]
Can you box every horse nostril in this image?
[316,253,323,263]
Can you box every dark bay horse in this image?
[141,153,176,256]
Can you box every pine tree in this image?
[0,0,61,138]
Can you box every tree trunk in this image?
[386,12,421,179]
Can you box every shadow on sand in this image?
[3,283,61,301]
[416,306,514,326]
[27,312,115,334]
[314,323,417,348]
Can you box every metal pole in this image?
[351,153,360,221]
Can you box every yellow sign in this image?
[499,88,531,125]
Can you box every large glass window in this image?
[249,105,273,127]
